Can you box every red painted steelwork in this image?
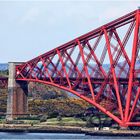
[16,9,140,127]
[0,77,8,88]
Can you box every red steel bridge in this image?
[1,9,140,127]
[0,77,8,88]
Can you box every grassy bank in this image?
[6,117,87,127]
[42,117,86,126]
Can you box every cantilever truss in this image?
[16,9,140,127]
[0,77,8,88]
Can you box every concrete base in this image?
[6,63,28,121]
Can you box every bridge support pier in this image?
[6,62,28,121]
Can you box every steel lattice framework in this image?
[0,77,8,88]
[16,9,140,127]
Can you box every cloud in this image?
[42,2,99,28]
[19,7,40,24]
[98,1,140,25]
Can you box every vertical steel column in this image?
[104,28,124,121]
[128,87,140,122]
[125,10,140,122]
[15,10,139,127]
[56,49,72,89]
[77,39,95,100]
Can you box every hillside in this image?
[0,63,8,71]
[1,61,140,77]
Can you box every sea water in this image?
[0,132,140,139]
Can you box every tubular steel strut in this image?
[16,9,140,127]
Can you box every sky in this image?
[0,0,140,63]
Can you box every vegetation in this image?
[0,71,92,124]
[0,70,8,77]
[0,89,7,114]
[44,117,86,126]
[28,98,90,117]
[28,82,68,100]
[0,69,116,128]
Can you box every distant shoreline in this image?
[0,124,140,137]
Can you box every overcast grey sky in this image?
[0,0,139,63]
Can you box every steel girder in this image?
[16,9,140,127]
[0,77,8,88]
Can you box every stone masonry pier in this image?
[6,62,28,120]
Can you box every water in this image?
[0,132,140,139]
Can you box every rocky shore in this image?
[0,124,140,137]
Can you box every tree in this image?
[28,82,68,99]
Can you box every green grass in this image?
[44,117,86,126]
[20,120,40,124]
[2,117,86,126]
